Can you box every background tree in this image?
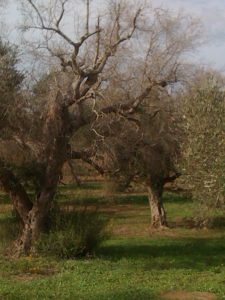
[0,40,24,115]
[93,88,182,229]
[181,71,225,216]
[82,8,200,228]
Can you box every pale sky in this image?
[151,0,225,71]
[2,0,225,72]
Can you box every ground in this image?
[0,182,224,300]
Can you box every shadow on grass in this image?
[163,192,192,204]
[57,188,192,206]
[99,237,225,271]
[58,182,103,191]
[58,195,148,208]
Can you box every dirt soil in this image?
[160,291,217,300]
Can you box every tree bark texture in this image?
[147,180,168,229]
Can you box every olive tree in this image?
[93,88,182,229]
[85,9,200,228]
[181,72,225,213]
[0,0,200,255]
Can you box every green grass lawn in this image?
[0,183,224,300]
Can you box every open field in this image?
[0,182,224,300]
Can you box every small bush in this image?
[38,209,110,259]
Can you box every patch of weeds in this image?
[38,209,111,259]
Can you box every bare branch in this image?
[94,16,101,65]
[26,0,77,47]
[70,150,104,175]
[56,0,67,28]
[80,7,142,77]
[27,0,45,28]
[112,8,141,47]
[101,79,169,116]
[86,0,90,35]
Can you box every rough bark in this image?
[14,186,57,256]
[147,180,168,229]
[13,158,65,256]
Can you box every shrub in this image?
[38,208,110,259]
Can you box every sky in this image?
[151,0,225,71]
[2,0,225,72]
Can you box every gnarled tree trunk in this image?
[147,179,168,229]
[0,165,61,256]
[0,92,71,256]
[14,187,57,256]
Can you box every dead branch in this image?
[70,150,104,175]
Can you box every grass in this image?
[0,182,224,299]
